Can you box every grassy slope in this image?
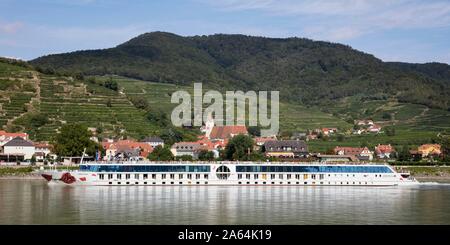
[0,61,158,141]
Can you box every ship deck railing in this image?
[80,160,390,165]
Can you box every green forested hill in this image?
[31,32,450,111]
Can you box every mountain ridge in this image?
[30,31,450,111]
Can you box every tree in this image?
[248,126,261,137]
[147,109,169,127]
[130,96,149,110]
[176,155,193,161]
[53,123,99,157]
[337,134,345,142]
[385,126,396,136]
[437,135,450,161]
[104,78,118,91]
[224,134,254,161]
[397,146,411,162]
[148,145,174,161]
[198,150,215,161]
[160,127,183,146]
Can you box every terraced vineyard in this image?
[1,60,158,141]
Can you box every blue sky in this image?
[1,0,450,63]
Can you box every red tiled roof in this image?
[209,125,248,140]
[334,146,368,155]
[0,130,28,139]
[375,144,394,154]
[102,140,153,157]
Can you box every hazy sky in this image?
[1,0,450,63]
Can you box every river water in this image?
[1,179,450,224]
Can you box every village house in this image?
[334,146,374,161]
[374,144,395,159]
[170,142,207,159]
[410,144,442,159]
[208,125,248,141]
[321,128,338,136]
[34,142,54,162]
[355,119,374,126]
[0,130,28,146]
[264,140,309,158]
[254,136,277,151]
[102,140,153,160]
[368,124,382,133]
[2,137,35,161]
[141,136,164,148]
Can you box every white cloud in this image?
[0,21,23,34]
[204,0,450,41]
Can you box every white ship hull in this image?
[40,162,418,187]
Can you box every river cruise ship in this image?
[40,161,417,186]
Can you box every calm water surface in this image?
[1,179,450,224]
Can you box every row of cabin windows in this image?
[108,181,209,185]
[99,173,209,180]
[99,173,385,180]
[237,181,372,185]
[105,181,373,185]
[237,173,326,180]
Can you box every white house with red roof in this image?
[334,146,373,161]
[0,130,28,146]
[102,140,153,160]
[374,144,395,159]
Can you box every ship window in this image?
[126,182,130,185]
[188,174,192,179]
[196,174,200,179]
[271,174,275,179]
[179,174,183,179]
[179,182,183,184]
[117,174,122,180]
[263,182,266,185]
[287,174,291,179]
[312,174,316,180]
[279,174,283,179]
[216,166,231,180]
[162,174,166,179]
[271,182,275,184]
[170,174,175,179]
[108,174,113,180]
[135,174,139,180]
[109,182,112,185]
[238,182,242,184]
[238,174,242,179]
[135,182,138,185]
[144,182,147,185]
[125,174,130,180]
[254,174,258,179]
[204,174,208,179]
[205,182,208,185]
[171,182,174,185]
[304,182,307,184]
[255,182,258,185]
[295,174,300,179]
[246,174,251,179]
[99,174,104,180]
[152,174,156,179]
[118,182,121,185]
[143,174,148,179]
[196,182,200,184]
[319,174,324,180]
